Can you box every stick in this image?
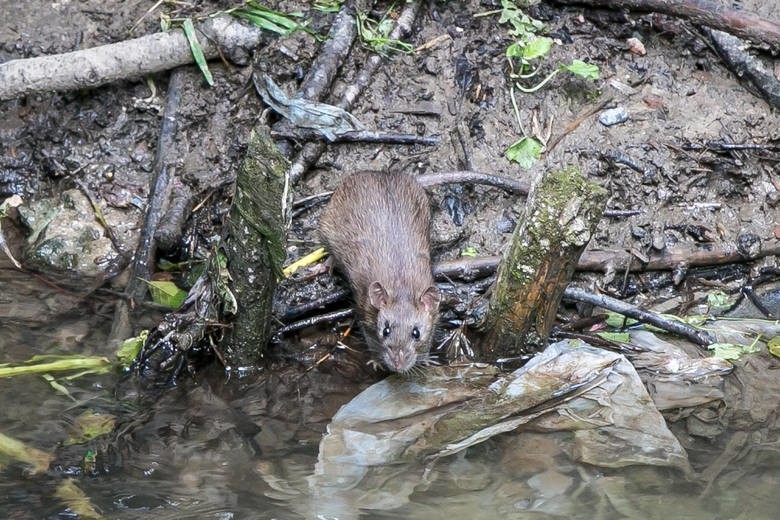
[128,68,185,304]
[431,238,780,278]
[271,127,439,146]
[562,286,716,345]
[416,171,530,195]
[0,16,263,101]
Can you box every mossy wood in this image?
[224,126,290,367]
[482,167,607,358]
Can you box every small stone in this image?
[599,107,629,126]
[626,37,646,56]
[496,211,516,233]
[631,226,646,239]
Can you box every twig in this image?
[417,171,530,195]
[579,240,780,272]
[433,256,501,282]
[282,288,351,320]
[271,127,439,145]
[275,308,354,336]
[709,23,780,107]
[298,2,367,102]
[73,178,127,257]
[127,68,185,305]
[602,209,642,217]
[546,94,614,152]
[562,286,716,345]
[431,235,780,279]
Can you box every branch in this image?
[562,286,715,345]
[0,16,264,100]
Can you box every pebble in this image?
[599,107,629,126]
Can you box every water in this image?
[2,299,779,519]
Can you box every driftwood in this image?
[0,16,264,101]
[482,168,608,358]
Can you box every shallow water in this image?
[2,309,780,520]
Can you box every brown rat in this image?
[319,171,440,373]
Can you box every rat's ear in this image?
[420,286,440,313]
[369,281,390,309]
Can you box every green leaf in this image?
[117,330,148,367]
[0,356,111,378]
[182,18,214,86]
[706,290,732,312]
[461,246,478,258]
[230,3,312,36]
[708,342,761,360]
[769,337,780,358]
[231,11,290,34]
[42,374,76,401]
[605,312,638,328]
[314,0,342,12]
[506,42,524,58]
[597,332,631,343]
[146,280,188,309]
[561,59,599,80]
[522,36,552,60]
[505,136,543,168]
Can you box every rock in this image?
[599,107,629,126]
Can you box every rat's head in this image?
[367,281,440,373]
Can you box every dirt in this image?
[2,0,777,289]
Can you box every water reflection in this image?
[2,317,780,519]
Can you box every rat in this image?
[319,171,440,373]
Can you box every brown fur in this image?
[319,172,440,372]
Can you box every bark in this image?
[481,168,608,358]
[706,28,780,108]
[223,126,290,367]
[0,16,264,101]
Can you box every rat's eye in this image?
[412,327,420,340]
[383,322,391,337]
